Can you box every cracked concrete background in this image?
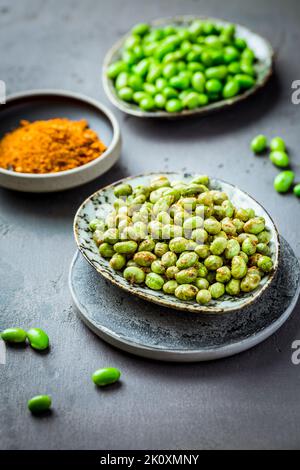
[0,0,300,450]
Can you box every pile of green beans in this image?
[250,134,300,196]
[107,20,257,113]
[1,327,49,350]
[90,175,274,305]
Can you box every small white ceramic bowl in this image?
[0,90,121,192]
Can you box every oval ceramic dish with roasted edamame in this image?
[102,16,274,119]
[73,173,279,314]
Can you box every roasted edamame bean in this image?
[251,134,267,154]
[28,395,52,414]
[108,21,257,113]
[1,328,27,343]
[269,151,289,168]
[293,184,300,197]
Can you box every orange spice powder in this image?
[0,118,107,174]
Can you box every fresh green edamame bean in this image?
[269,151,289,168]
[175,284,198,301]
[205,78,222,94]
[92,367,121,387]
[110,254,126,271]
[28,395,52,414]
[96,172,274,303]
[196,289,211,304]
[165,99,183,113]
[191,72,206,92]
[176,252,198,269]
[204,255,223,270]
[231,256,247,279]
[107,61,127,79]
[256,243,271,256]
[257,256,273,273]
[108,21,257,112]
[162,63,177,79]
[270,136,286,152]
[274,171,295,193]
[118,87,134,102]
[27,328,49,351]
[123,266,145,284]
[209,282,225,299]
[163,280,179,294]
[1,328,27,343]
[169,75,190,90]
[251,134,267,154]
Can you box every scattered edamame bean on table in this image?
[90,174,274,305]
[107,20,257,113]
[28,395,52,414]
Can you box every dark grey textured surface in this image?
[70,237,299,356]
[0,0,300,450]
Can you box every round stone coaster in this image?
[69,237,300,362]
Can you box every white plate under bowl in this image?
[73,172,280,315]
[0,90,121,192]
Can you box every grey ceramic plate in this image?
[69,237,299,361]
[102,15,274,119]
[0,90,121,192]
[73,172,280,314]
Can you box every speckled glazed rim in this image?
[102,15,274,119]
[0,89,121,179]
[73,172,280,315]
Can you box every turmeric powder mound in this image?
[0,118,107,174]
